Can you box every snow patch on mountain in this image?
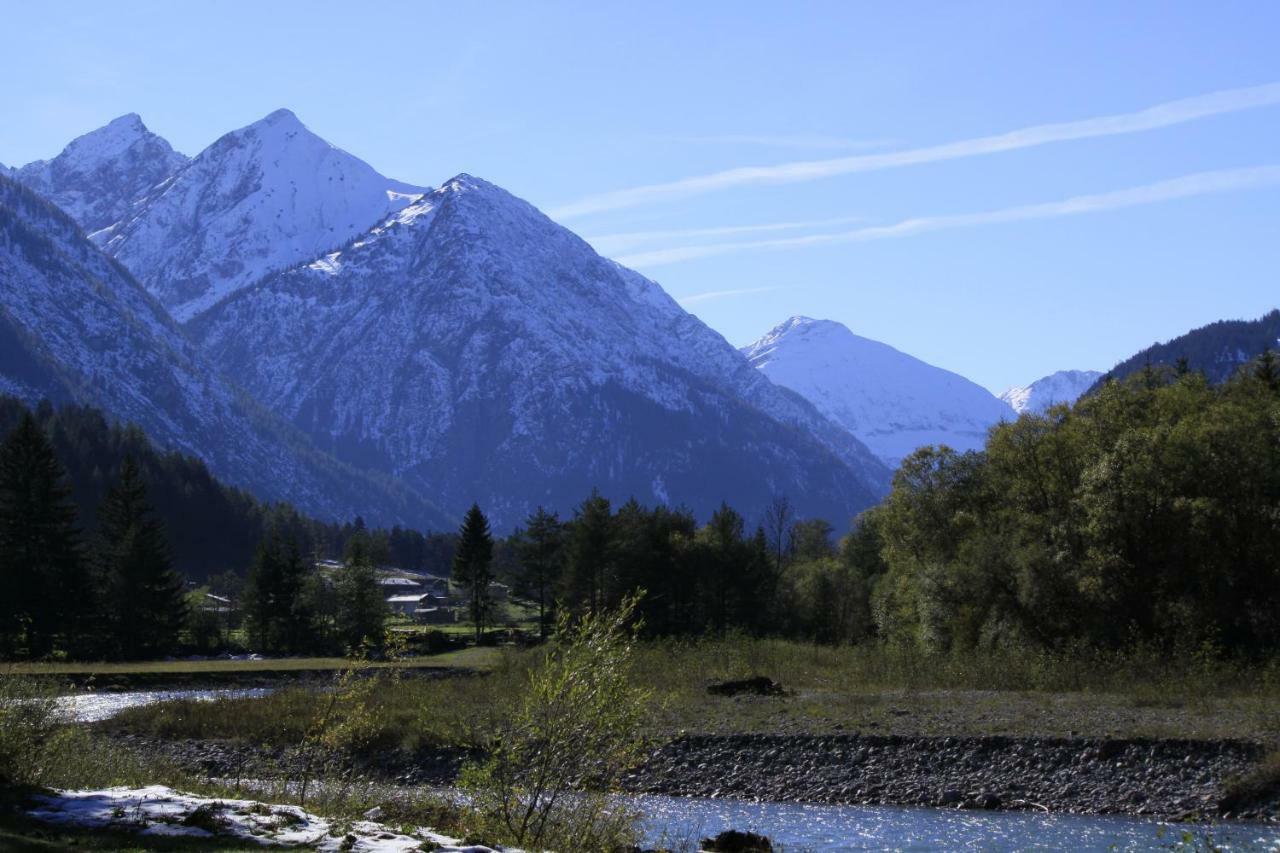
[1000,369,1102,414]
[102,109,427,322]
[0,174,445,528]
[13,113,187,237]
[192,175,888,528]
[743,316,1015,467]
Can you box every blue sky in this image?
[2,1,1278,393]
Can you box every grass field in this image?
[4,646,499,678]
[90,638,1280,748]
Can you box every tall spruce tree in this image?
[242,528,315,654]
[98,457,186,659]
[0,413,86,658]
[452,503,495,643]
[335,550,385,652]
[517,507,564,638]
[566,491,612,614]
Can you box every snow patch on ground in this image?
[25,786,497,851]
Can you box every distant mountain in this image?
[189,175,890,529]
[741,316,1014,467]
[78,109,426,322]
[1000,369,1102,414]
[1094,310,1280,389]
[12,114,188,238]
[0,173,447,529]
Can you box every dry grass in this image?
[5,646,499,677]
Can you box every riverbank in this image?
[100,728,1280,822]
[627,733,1277,821]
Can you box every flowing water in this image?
[57,687,274,722]
[635,794,1280,851]
[57,690,1280,850]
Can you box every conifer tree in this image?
[335,550,385,652]
[1256,349,1280,393]
[98,457,186,659]
[566,491,612,614]
[452,503,495,643]
[243,529,314,653]
[517,507,564,638]
[0,413,86,657]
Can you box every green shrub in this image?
[458,596,650,850]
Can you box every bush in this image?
[0,677,59,787]
[458,595,650,850]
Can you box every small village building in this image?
[386,593,430,617]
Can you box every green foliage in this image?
[458,595,649,850]
[513,506,564,638]
[335,554,386,653]
[872,366,1280,654]
[243,529,320,654]
[97,457,187,659]
[452,504,495,643]
[0,676,59,786]
[0,413,87,658]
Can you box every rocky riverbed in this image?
[625,733,1277,821]
[108,731,1279,822]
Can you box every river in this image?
[62,689,1280,851]
[634,793,1280,851]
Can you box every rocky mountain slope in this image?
[1000,369,1102,414]
[0,174,445,528]
[190,175,889,528]
[742,317,1014,467]
[11,114,188,238]
[91,109,426,321]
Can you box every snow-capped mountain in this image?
[190,175,889,528]
[0,173,446,528]
[97,109,426,321]
[742,316,1015,467]
[12,114,188,238]
[1000,369,1102,414]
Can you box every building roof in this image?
[386,594,430,604]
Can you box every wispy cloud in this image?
[552,81,1280,219]
[616,165,1280,268]
[586,216,867,254]
[654,133,894,151]
[677,286,777,305]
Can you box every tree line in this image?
[446,354,1280,658]
[0,397,446,661]
[865,355,1280,655]
[0,397,457,583]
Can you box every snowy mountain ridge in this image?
[12,114,188,238]
[84,109,428,322]
[190,174,890,527]
[0,173,446,528]
[742,316,1015,467]
[1000,369,1102,414]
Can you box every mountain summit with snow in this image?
[189,175,889,527]
[95,109,427,321]
[0,173,444,527]
[13,113,188,237]
[1000,369,1102,414]
[742,316,1015,467]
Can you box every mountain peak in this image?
[744,316,1014,466]
[259,107,303,128]
[102,109,427,322]
[10,113,188,238]
[55,113,159,165]
[1000,369,1103,414]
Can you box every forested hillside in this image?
[1094,309,1280,389]
[0,396,450,581]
